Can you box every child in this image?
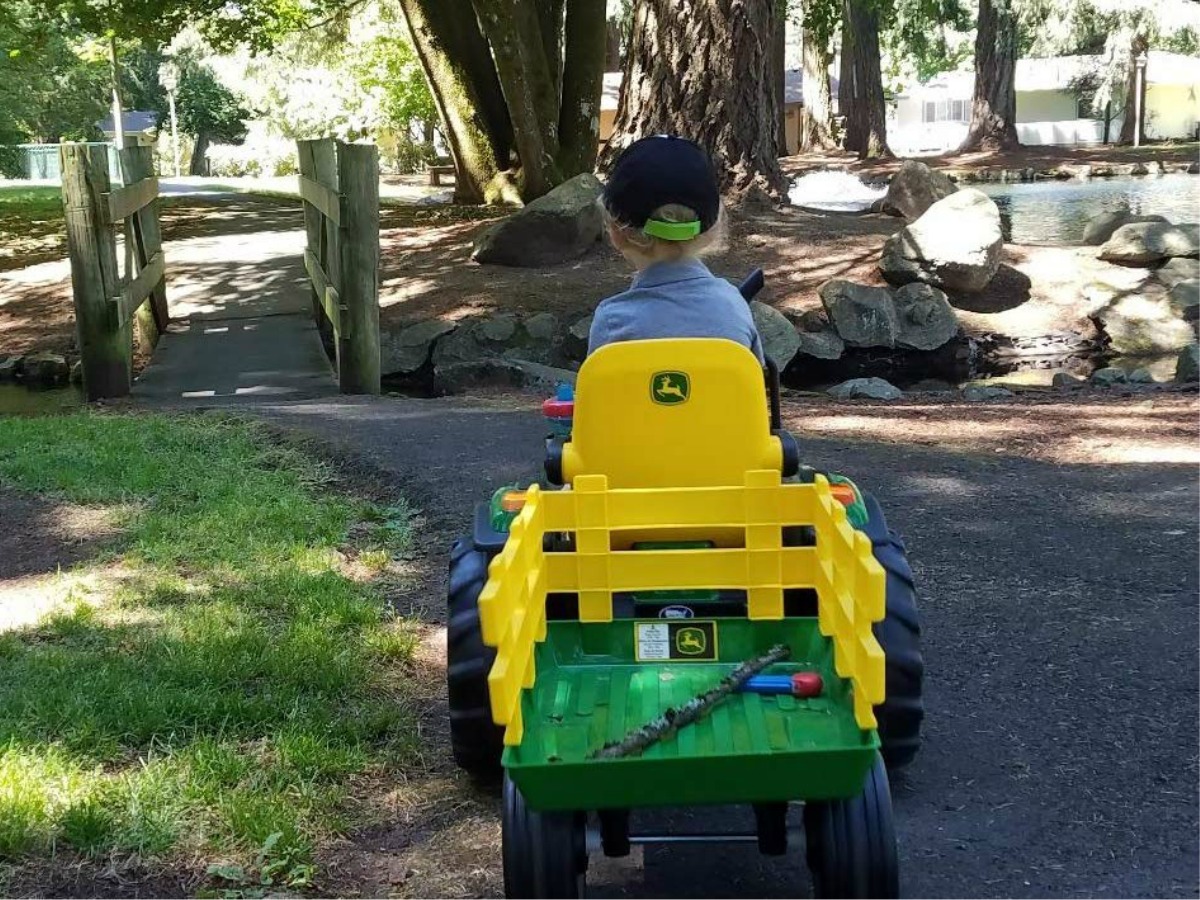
[589,135,765,364]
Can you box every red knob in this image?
[791,672,823,698]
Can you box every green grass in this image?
[0,412,416,882]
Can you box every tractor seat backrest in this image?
[560,339,785,489]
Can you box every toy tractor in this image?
[447,272,924,898]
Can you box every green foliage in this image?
[0,412,417,872]
[881,0,973,85]
[175,58,250,144]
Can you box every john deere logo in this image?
[651,371,690,405]
[675,626,707,656]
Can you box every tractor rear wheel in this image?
[502,773,586,899]
[447,538,504,778]
[860,495,925,770]
[803,751,899,899]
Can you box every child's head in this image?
[602,135,723,269]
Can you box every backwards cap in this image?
[603,135,720,241]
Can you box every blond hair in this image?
[601,200,724,266]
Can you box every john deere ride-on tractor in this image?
[447,272,924,898]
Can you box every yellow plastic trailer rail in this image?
[478,471,886,746]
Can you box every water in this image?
[0,383,84,415]
[978,174,1200,245]
[788,171,887,212]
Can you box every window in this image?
[922,99,970,124]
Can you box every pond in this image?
[0,383,84,415]
[978,174,1200,245]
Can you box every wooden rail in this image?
[296,139,380,394]
[60,142,169,399]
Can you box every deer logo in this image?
[651,371,690,405]
[675,627,707,656]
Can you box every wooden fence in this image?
[60,142,168,400]
[296,139,381,394]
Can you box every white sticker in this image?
[636,623,670,661]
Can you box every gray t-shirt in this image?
[587,259,765,364]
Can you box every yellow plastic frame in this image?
[478,470,887,746]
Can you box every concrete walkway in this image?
[131,223,339,403]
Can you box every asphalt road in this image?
[250,393,1199,899]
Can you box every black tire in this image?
[502,773,586,899]
[804,752,899,899]
[447,538,504,778]
[859,494,925,770]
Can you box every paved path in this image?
[247,394,1198,900]
[131,225,339,403]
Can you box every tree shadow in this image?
[946,263,1033,313]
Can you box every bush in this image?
[206,141,298,179]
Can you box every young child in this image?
[589,135,765,364]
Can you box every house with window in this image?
[889,51,1200,155]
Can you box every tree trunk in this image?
[189,132,209,175]
[839,0,890,158]
[1103,99,1112,145]
[605,16,622,70]
[473,0,563,198]
[558,0,607,176]
[605,0,786,198]
[399,0,518,204]
[1118,33,1149,145]
[774,0,787,156]
[798,24,835,150]
[958,0,1020,153]
[538,0,566,111]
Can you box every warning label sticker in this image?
[635,621,718,662]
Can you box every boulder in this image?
[431,323,486,369]
[1155,257,1200,289]
[819,280,898,348]
[893,283,959,350]
[879,188,1004,293]
[795,328,845,360]
[432,312,562,370]
[750,301,800,368]
[524,312,559,343]
[22,351,69,385]
[962,384,1013,402]
[1127,367,1156,384]
[434,359,527,394]
[1090,293,1196,355]
[472,173,603,267]
[1098,222,1200,266]
[881,160,958,221]
[0,355,21,380]
[1081,209,1168,246]
[1090,366,1128,386]
[827,377,903,401]
[477,314,519,342]
[380,319,457,375]
[1176,344,1199,382]
[565,314,593,360]
[1168,280,1200,320]
[1051,372,1086,389]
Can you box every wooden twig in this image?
[590,644,792,760]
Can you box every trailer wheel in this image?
[859,495,925,769]
[447,538,504,778]
[502,773,586,899]
[804,752,899,899]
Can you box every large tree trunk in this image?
[399,0,517,204]
[473,0,563,198]
[189,132,209,175]
[558,0,607,175]
[798,24,835,150]
[958,0,1020,153]
[605,0,786,198]
[1118,33,1149,145]
[774,0,787,156]
[839,0,890,159]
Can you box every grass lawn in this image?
[0,186,65,270]
[0,412,417,893]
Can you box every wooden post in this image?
[120,143,169,353]
[311,139,342,373]
[336,143,381,395]
[296,141,324,327]
[60,143,130,399]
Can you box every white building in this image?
[889,51,1200,155]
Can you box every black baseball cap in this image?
[603,135,720,241]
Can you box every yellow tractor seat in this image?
[546,338,799,490]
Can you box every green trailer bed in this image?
[504,618,877,812]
